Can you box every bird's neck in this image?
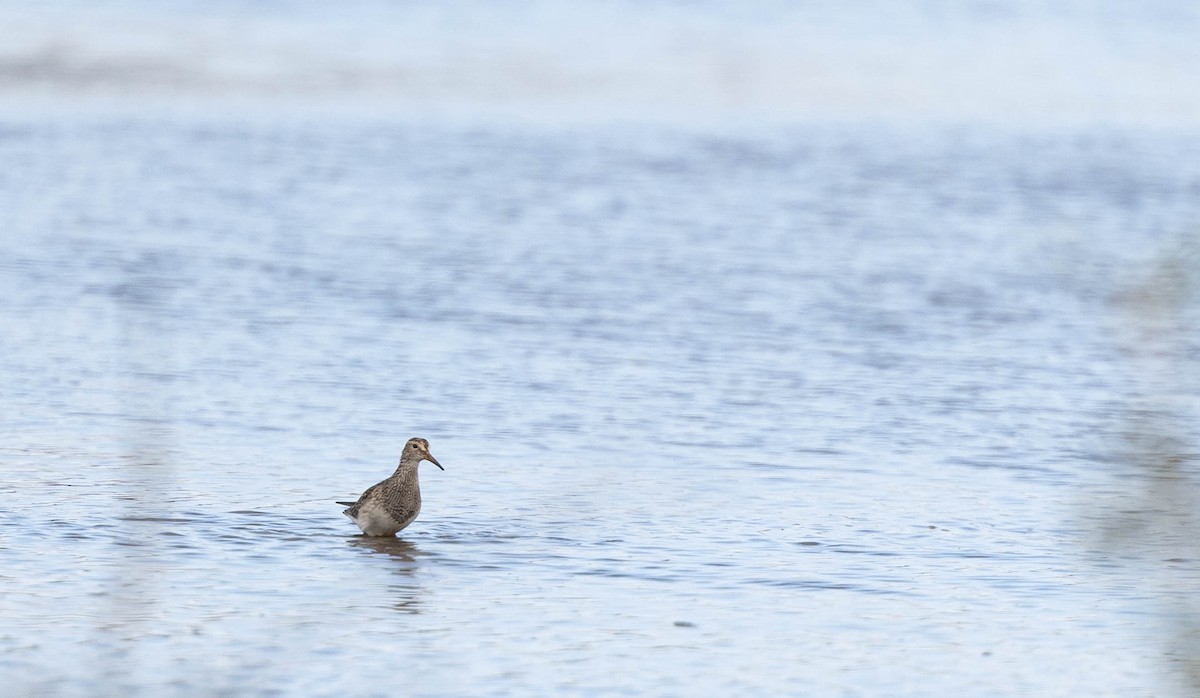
[391,457,421,478]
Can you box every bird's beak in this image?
[425,453,444,470]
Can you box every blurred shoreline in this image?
[1,2,1198,127]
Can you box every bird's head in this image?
[403,437,444,470]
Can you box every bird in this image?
[337,437,444,536]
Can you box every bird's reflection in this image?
[347,536,427,614]
[349,535,422,561]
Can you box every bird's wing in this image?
[339,481,383,515]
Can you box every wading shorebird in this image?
[337,437,444,536]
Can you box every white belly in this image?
[347,499,420,536]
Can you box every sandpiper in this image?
[337,437,444,536]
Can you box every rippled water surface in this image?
[4,0,1200,679]
[2,116,1199,696]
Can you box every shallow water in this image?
[3,3,1200,694]
[2,115,1199,696]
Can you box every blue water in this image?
[2,3,1200,696]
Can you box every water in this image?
[3,3,1200,697]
